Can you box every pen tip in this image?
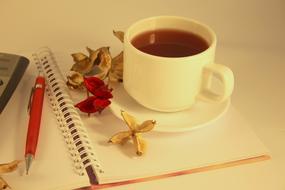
[25,154,34,175]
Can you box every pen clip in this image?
[27,87,35,115]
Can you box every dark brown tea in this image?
[131,29,209,57]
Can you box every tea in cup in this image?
[123,16,234,112]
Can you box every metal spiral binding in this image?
[32,47,104,177]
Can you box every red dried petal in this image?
[93,99,111,112]
[94,87,113,99]
[76,77,112,114]
[75,96,98,113]
[84,77,105,95]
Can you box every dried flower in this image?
[109,111,156,156]
[0,160,21,174]
[113,30,124,43]
[109,51,123,83]
[92,47,112,80]
[0,176,9,190]
[0,160,21,190]
[66,71,84,89]
[67,30,125,88]
[75,77,112,114]
[109,30,124,82]
[71,51,94,75]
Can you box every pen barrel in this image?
[25,76,45,156]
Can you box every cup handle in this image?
[198,63,234,103]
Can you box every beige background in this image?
[0,0,284,189]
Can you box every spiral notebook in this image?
[0,47,270,190]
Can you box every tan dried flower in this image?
[0,176,9,190]
[67,30,125,89]
[109,111,156,156]
[0,160,22,190]
[66,71,84,89]
[71,52,93,75]
[113,30,124,43]
[108,30,124,83]
[93,47,112,80]
[109,51,123,82]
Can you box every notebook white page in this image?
[78,100,270,184]
[0,54,270,190]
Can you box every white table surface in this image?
[1,0,284,189]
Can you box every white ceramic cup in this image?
[123,16,234,112]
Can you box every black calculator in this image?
[0,53,29,113]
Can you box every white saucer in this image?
[109,84,230,132]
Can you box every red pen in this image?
[25,74,45,174]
